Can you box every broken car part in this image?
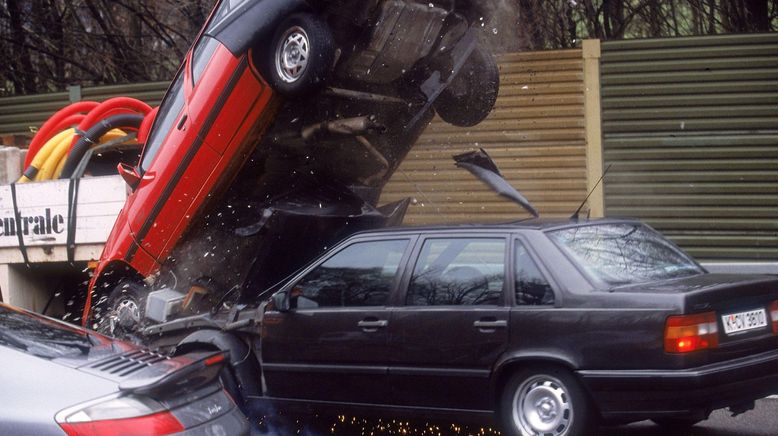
[454,148,540,218]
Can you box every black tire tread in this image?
[434,45,499,127]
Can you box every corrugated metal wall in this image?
[601,33,778,261]
[381,49,588,225]
[0,82,168,137]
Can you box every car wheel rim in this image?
[512,375,573,436]
[96,296,140,337]
[115,298,140,327]
[275,26,310,83]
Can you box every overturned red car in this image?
[84,0,500,333]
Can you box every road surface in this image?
[255,398,778,435]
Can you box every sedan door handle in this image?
[357,320,388,329]
[176,114,188,130]
[473,320,507,329]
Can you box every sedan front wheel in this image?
[501,367,595,436]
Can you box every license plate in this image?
[721,308,768,335]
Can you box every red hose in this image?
[137,106,159,144]
[70,97,152,149]
[24,101,99,167]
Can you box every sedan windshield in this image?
[548,223,704,286]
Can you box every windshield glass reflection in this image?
[0,305,96,360]
[549,223,704,286]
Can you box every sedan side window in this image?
[191,36,220,87]
[406,238,505,306]
[515,242,555,305]
[291,239,409,309]
[140,72,185,171]
[206,0,251,33]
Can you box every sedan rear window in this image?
[515,242,554,305]
[548,223,703,286]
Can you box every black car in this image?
[140,216,778,436]
[129,150,778,435]
[0,302,249,435]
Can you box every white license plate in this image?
[721,308,768,335]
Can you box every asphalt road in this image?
[600,398,778,436]
[255,398,778,435]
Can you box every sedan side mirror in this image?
[117,162,141,190]
[272,291,290,313]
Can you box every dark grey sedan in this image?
[0,302,249,435]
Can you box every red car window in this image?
[207,0,251,32]
[140,72,185,171]
[191,36,220,87]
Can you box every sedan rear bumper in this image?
[577,348,778,420]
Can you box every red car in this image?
[85,0,500,334]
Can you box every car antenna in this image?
[570,164,612,220]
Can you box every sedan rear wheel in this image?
[501,367,595,436]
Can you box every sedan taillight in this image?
[770,301,778,334]
[664,311,719,353]
[56,394,184,436]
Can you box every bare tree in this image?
[1,0,777,97]
[0,0,215,96]
[720,0,771,32]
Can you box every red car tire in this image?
[261,13,335,96]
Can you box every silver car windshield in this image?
[548,223,704,286]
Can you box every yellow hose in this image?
[18,128,74,183]
[41,128,128,180]
[36,131,75,181]
[21,128,131,182]
[53,153,68,180]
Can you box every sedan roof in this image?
[346,217,643,236]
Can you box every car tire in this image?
[433,45,499,127]
[219,364,247,412]
[500,366,595,436]
[95,280,148,340]
[263,13,335,96]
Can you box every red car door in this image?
[125,35,274,265]
[157,41,276,257]
[123,69,198,263]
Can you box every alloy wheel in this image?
[275,26,310,83]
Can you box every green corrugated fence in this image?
[601,33,778,261]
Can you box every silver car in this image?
[0,302,249,435]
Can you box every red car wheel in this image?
[263,13,335,96]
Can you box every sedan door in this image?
[262,237,413,405]
[388,236,510,411]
